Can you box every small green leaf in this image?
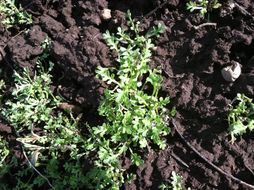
[131,153,144,166]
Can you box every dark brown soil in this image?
[1,0,254,189]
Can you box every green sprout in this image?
[160,171,190,190]
[228,93,254,143]
[186,0,221,18]
[96,10,171,150]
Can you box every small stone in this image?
[101,9,111,20]
[229,2,235,10]
[221,61,241,82]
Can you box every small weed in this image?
[228,93,254,143]
[0,0,32,28]
[186,0,221,18]
[3,62,60,133]
[84,11,175,189]
[40,36,52,61]
[97,10,172,151]
[159,171,190,190]
[2,61,88,189]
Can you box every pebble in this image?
[101,9,111,20]
[221,61,241,82]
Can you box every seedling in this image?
[84,11,175,189]
[159,171,190,190]
[186,0,221,18]
[97,10,171,150]
[0,0,32,28]
[228,93,254,143]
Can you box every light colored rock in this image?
[101,9,111,20]
[221,61,241,82]
[229,2,235,10]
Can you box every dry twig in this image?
[141,1,169,21]
[21,146,55,189]
[171,152,189,168]
[193,22,217,30]
[233,1,253,18]
[172,119,254,189]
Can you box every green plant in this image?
[0,0,32,28]
[97,10,172,151]
[84,11,175,189]
[228,93,254,143]
[160,171,190,190]
[3,62,60,133]
[186,0,221,18]
[0,74,12,187]
[2,61,88,189]
[40,36,52,61]
[170,171,186,190]
[0,136,9,169]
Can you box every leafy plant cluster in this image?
[0,3,251,189]
[0,12,175,190]
[0,60,89,189]
[228,93,254,143]
[186,0,221,18]
[83,11,175,189]
[0,0,32,28]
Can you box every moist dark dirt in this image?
[1,0,254,189]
